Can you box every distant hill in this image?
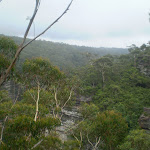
[1,35,128,71]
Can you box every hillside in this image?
[0,35,150,150]
[9,36,128,71]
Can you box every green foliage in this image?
[35,135,62,150]
[0,54,10,74]
[92,111,128,150]
[1,36,150,150]
[119,129,150,150]
[73,110,128,150]
[7,115,60,136]
[22,57,63,87]
[11,103,49,118]
[74,65,100,95]
[93,56,113,69]
[0,101,13,120]
[2,115,60,149]
[8,35,128,72]
[0,90,11,103]
[0,101,49,120]
[0,36,17,75]
[63,140,80,150]
[79,103,99,119]
[21,89,53,107]
[0,36,18,59]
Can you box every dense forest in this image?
[0,35,150,150]
[6,35,128,72]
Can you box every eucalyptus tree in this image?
[0,36,18,78]
[93,56,113,90]
[128,44,141,67]
[22,57,74,121]
[21,57,63,121]
[72,104,128,150]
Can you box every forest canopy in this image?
[0,35,150,149]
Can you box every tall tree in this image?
[0,36,18,78]
[93,56,112,90]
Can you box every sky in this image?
[0,0,150,48]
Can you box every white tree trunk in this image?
[34,83,40,122]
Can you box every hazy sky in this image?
[0,0,150,48]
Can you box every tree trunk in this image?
[34,84,40,122]
[102,70,105,90]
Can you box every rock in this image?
[139,107,150,130]
[77,96,92,102]
[137,55,150,77]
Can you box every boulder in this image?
[137,55,150,77]
[138,107,150,130]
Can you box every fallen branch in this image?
[31,139,43,149]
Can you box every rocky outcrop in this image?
[139,107,150,130]
[137,55,150,77]
[0,80,23,101]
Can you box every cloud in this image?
[0,0,150,48]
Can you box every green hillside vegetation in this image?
[5,35,128,72]
[74,43,150,129]
[0,36,150,149]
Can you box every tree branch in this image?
[62,88,73,109]
[28,90,36,102]
[95,136,101,148]
[0,0,74,86]
[22,0,74,50]
[34,82,40,122]
[31,139,43,149]
[87,134,94,148]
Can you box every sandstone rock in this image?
[137,55,150,77]
[139,107,150,130]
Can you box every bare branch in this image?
[95,136,101,148]
[28,90,36,102]
[54,87,58,107]
[31,139,43,149]
[73,133,80,142]
[0,0,74,86]
[80,132,83,143]
[87,134,101,150]
[34,82,40,122]
[0,0,41,86]
[22,0,74,50]
[62,88,73,109]
[22,0,41,44]
[87,134,94,147]
[64,119,85,134]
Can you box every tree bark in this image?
[34,83,40,122]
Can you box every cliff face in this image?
[137,55,150,77]
[139,107,150,131]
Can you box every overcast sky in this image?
[0,0,150,48]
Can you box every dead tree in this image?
[87,134,102,150]
[0,0,74,86]
[53,86,73,121]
